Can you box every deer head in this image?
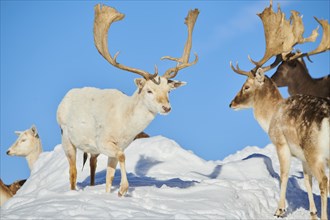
[270,57,308,87]
[94,5,199,115]
[7,125,40,157]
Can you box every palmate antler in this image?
[231,0,330,76]
[94,4,198,83]
[288,17,330,60]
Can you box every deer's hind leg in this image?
[302,162,317,219]
[308,158,328,220]
[90,154,99,186]
[61,128,77,190]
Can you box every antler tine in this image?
[162,9,199,79]
[162,53,198,79]
[250,1,319,67]
[258,54,283,72]
[229,61,254,78]
[94,4,158,81]
[288,17,329,61]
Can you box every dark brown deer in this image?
[230,1,329,219]
[270,58,330,97]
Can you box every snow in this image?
[1,136,329,219]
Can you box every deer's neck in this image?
[126,91,157,134]
[253,79,283,133]
[288,71,313,94]
[26,138,42,171]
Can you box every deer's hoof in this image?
[310,211,317,220]
[274,208,286,218]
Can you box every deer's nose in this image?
[162,106,171,113]
[6,150,10,155]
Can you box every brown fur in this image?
[271,59,330,98]
[231,70,330,220]
[7,179,26,195]
[0,179,13,206]
[0,179,25,206]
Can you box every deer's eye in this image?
[147,90,153,94]
[244,86,250,91]
[21,139,27,142]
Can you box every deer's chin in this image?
[231,107,242,111]
[159,111,170,116]
[230,104,249,111]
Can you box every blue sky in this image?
[1,1,329,184]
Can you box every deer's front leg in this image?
[274,144,291,218]
[106,157,118,193]
[117,151,129,197]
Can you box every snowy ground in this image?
[1,136,329,219]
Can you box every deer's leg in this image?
[90,154,99,186]
[61,130,77,190]
[117,151,129,197]
[309,159,328,220]
[274,143,291,217]
[302,162,317,220]
[105,157,118,193]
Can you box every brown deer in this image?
[0,179,13,206]
[230,1,329,219]
[57,5,199,195]
[270,58,330,98]
[0,179,25,206]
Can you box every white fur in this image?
[7,125,42,171]
[318,118,330,162]
[57,77,185,194]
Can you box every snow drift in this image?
[1,136,328,219]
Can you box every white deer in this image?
[57,4,199,196]
[6,125,43,171]
[230,1,329,220]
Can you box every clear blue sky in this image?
[1,1,329,184]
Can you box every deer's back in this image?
[57,87,127,125]
[57,87,130,153]
[270,95,330,161]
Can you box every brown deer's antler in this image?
[249,1,319,67]
[230,0,329,77]
[288,17,330,60]
[162,9,199,79]
[94,4,158,83]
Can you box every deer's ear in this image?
[15,131,22,136]
[255,68,265,85]
[134,78,147,94]
[30,125,38,137]
[168,80,187,90]
[134,78,146,89]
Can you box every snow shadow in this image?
[78,155,197,189]
[242,153,280,179]
[285,174,330,218]
[195,153,279,179]
[244,154,329,217]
